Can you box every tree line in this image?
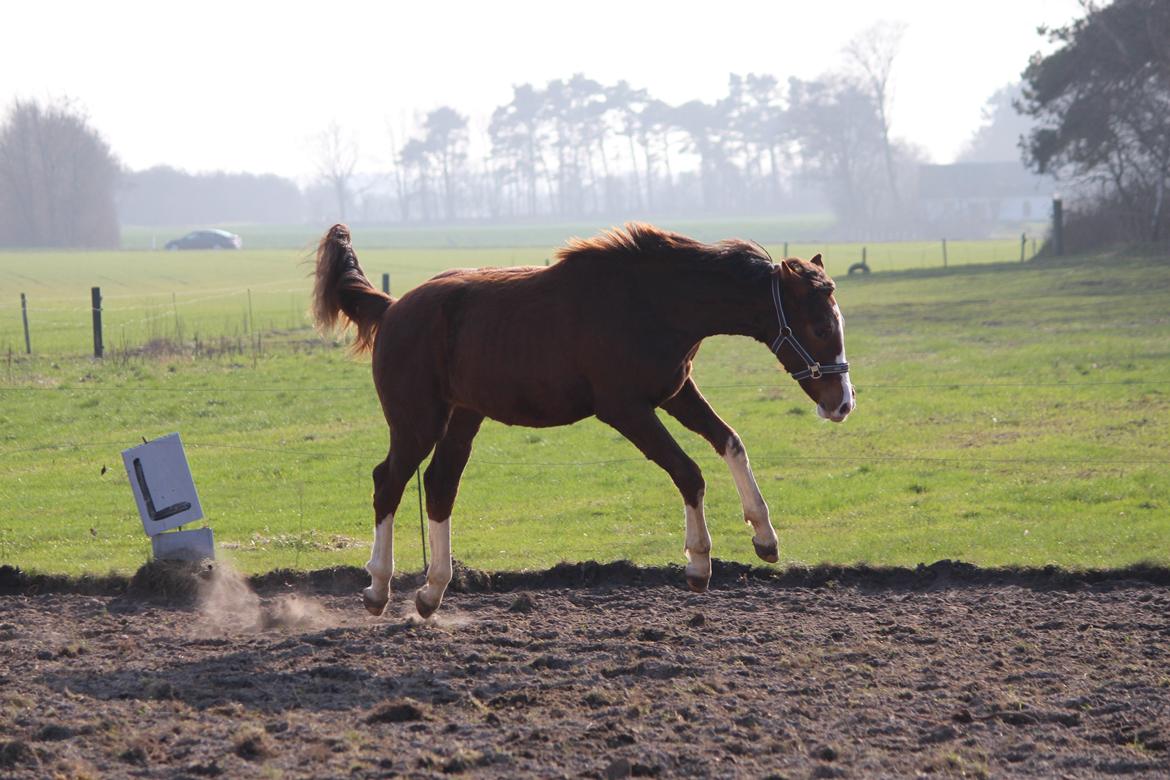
[0,100,120,248]
[3,2,1166,248]
[341,23,917,236]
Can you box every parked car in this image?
[164,229,242,250]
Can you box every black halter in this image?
[770,271,850,382]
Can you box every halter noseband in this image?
[770,271,850,382]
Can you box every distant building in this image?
[918,162,1054,233]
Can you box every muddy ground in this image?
[0,560,1168,779]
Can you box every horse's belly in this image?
[452,374,593,428]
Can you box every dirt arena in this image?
[1,560,1168,778]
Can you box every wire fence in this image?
[7,237,1168,578]
[1,378,1164,469]
[3,281,313,357]
[3,236,1164,491]
[2,237,1042,358]
[1,367,1163,574]
[0,379,1148,392]
[2,436,1167,468]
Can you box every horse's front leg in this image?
[722,434,778,562]
[683,493,713,592]
[660,379,779,563]
[597,404,712,592]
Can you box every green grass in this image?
[1,241,1167,576]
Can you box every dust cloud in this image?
[196,562,337,634]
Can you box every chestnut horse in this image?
[312,223,854,618]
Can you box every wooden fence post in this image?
[172,292,182,344]
[1020,232,1027,262]
[783,241,789,258]
[1052,196,1064,256]
[91,287,103,358]
[20,293,31,355]
[382,273,390,294]
[942,238,948,268]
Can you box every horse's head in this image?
[769,255,854,423]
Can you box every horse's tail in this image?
[312,224,393,354]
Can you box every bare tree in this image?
[844,21,908,208]
[422,107,468,222]
[489,84,547,217]
[607,81,649,210]
[0,98,120,247]
[787,74,925,236]
[386,118,412,222]
[314,122,359,222]
[400,137,432,222]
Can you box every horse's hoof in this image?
[753,540,779,564]
[685,573,710,593]
[361,589,388,617]
[415,590,440,619]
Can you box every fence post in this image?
[172,292,182,344]
[783,241,789,258]
[941,238,948,268]
[20,293,31,355]
[862,246,867,265]
[1052,196,1064,256]
[381,273,390,294]
[91,287,103,359]
[1020,232,1027,262]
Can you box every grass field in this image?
[1,237,1027,356]
[117,215,839,251]
[1,236,1167,576]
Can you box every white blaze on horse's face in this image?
[815,302,854,423]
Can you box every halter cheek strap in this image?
[770,272,850,382]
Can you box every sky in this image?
[1,0,1083,182]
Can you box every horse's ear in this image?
[810,253,824,269]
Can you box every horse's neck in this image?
[647,265,766,343]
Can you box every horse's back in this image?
[376,264,597,426]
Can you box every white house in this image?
[919,162,1054,226]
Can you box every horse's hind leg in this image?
[660,379,779,563]
[364,421,445,616]
[415,407,484,618]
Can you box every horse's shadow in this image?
[38,623,466,714]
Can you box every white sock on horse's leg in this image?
[363,513,395,615]
[722,434,779,562]
[415,518,452,618]
[684,493,712,592]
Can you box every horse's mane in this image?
[555,223,833,292]
[557,223,768,268]
[783,257,836,293]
